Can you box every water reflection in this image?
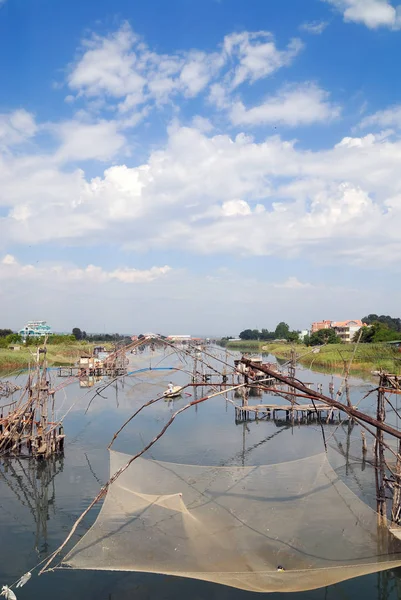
[0,455,64,554]
[0,349,400,599]
[79,376,102,389]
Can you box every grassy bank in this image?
[225,341,401,374]
[0,342,113,372]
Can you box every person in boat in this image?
[167,382,174,394]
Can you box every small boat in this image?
[163,385,183,399]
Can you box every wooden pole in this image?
[391,440,401,524]
[241,359,401,441]
[375,375,387,524]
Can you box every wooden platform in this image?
[235,403,348,423]
[57,366,127,377]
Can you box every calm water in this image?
[1,348,401,599]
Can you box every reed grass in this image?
[0,342,113,372]
[225,341,401,374]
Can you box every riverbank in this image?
[0,342,113,372]
[224,341,401,374]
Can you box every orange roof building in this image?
[311,320,332,333]
[331,320,365,343]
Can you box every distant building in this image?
[18,320,53,339]
[311,320,332,333]
[331,320,365,344]
[299,330,309,341]
[167,335,192,346]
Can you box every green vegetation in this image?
[72,327,132,342]
[307,328,341,346]
[0,329,13,338]
[0,341,114,372]
[354,322,401,343]
[234,322,301,343]
[224,340,401,374]
[362,314,401,332]
[0,326,127,371]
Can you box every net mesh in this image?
[64,450,401,592]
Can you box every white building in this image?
[331,320,365,343]
[18,320,53,339]
[167,335,192,345]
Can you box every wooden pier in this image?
[234,403,347,423]
[57,366,127,378]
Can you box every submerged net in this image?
[64,450,401,593]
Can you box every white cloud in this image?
[230,83,340,127]
[273,277,313,289]
[67,23,303,123]
[191,115,214,133]
[3,259,395,335]
[1,255,171,284]
[300,21,329,34]
[179,51,224,97]
[222,31,303,89]
[323,0,401,29]
[221,199,252,216]
[67,23,217,109]
[2,125,401,269]
[359,104,401,129]
[0,110,37,148]
[68,24,146,100]
[53,119,126,162]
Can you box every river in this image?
[0,347,400,599]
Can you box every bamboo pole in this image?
[241,359,401,440]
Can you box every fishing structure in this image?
[0,381,20,398]
[4,335,401,595]
[0,347,64,459]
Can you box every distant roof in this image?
[332,320,364,328]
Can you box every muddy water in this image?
[0,348,400,599]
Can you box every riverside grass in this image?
[0,342,113,372]
[225,341,401,374]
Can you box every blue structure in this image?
[18,320,53,339]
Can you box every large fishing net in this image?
[64,450,401,592]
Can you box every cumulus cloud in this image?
[222,32,303,88]
[323,0,401,29]
[300,21,329,34]
[230,83,340,127]
[2,125,401,268]
[53,119,127,162]
[67,23,221,108]
[0,110,37,148]
[1,22,400,283]
[66,23,303,121]
[1,255,171,284]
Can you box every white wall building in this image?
[18,320,53,339]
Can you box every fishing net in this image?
[64,450,401,593]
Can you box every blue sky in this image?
[1,0,401,335]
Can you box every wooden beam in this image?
[241,358,401,441]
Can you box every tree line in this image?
[0,327,132,348]
[229,314,401,346]
[72,328,132,343]
[355,315,401,343]
[238,322,300,342]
